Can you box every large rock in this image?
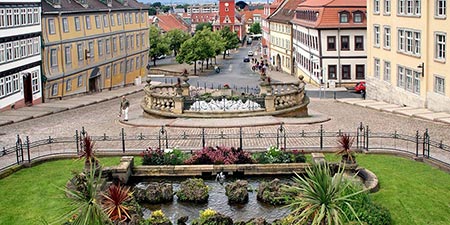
[225,180,249,204]
[176,178,209,203]
[256,179,286,205]
[192,213,233,225]
[244,217,269,225]
[133,182,173,203]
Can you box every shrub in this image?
[291,150,306,163]
[163,148,188,165]
[192,208,233,225]
[141,148,188,165]
[253,146,293,164]
[146,210,172,225]
[185,146,254,165]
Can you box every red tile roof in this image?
[269,0,302,23]
[156,14,190,33]
[241,9,264,24]
[292,0,366,28]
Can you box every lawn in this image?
[0,155,449,225]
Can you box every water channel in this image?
[136,176,291,224]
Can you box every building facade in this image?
[292,0,367,86]
[188,3,219,15]
[41,0,149,101]
[0,0,42,111]
[268,0,299,75]
[213,0,244,40]
[262,0,284,61]
[367,0,450,112]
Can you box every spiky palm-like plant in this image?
[336,134,356,163]
[282,163,364,225]
[102,183,133,222]
[79,135,100,172]
[60,164,112,225]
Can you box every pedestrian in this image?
[118,96,130,121]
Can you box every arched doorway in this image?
[276,54,281,71]
[22,72,33,105]
[89,67,101,93]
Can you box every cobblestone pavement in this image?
[1,91,449,151]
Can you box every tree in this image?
[166,29,191,56]
[195,22,212,32]
[152,2,162,8]
[282,163,364,225]
[148,25,170,66]
[219,26,240,59]
[249,22,262,34]
[161,5,171,13]
[148,7,157,16]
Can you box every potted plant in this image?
[79,134,101,173]
[336,134,356,164]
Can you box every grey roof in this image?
[42,0,146,14]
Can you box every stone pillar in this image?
[265,95,275,112]
[112,156,134,184]
[181,84,190,96]
[173,96,183,114]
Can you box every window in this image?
[405,68,413,91]
[12,74,19,92]
[124,13,128,24]
[5,76,12,95]
[27,39,32,57]
[106,39,110,54]
[65,46,72,65]
[20,8,27,25]
[129,13,133,24]
[384,26,391,48]
[136,34,140,48]
[328,65,336,79]
[110,14,115,26]
[435,33,446,60]
[62,18,69,32]
[6,9,12,27]
[105,66,111,78]
[136,56,140,70]
[117,14,122,25]
[48,19,55,34]
[13,41,19,60]
[353,13,362,23]
[33,8,39,24]
[339,12,349,23]
[50,49,57,67]
[27,8,33,25]
[341,36,349,50]
[13,8,19,26]
[52,83,58,96]
[112,37,117,52]
[66,79,72,91]
[103,15,108,27]
[6,43,12,61]
[356,65,365,79]
[413,71,420,94]
[75,17,81,31]
[119,35,124,50]
[383,61,391,81]
[120,61,124,73]
[435,0,447,17]
[384,0,391,14]
[374,25,380,47]
[434,76,445,94]
[32,71,40,93]
[98,40,103,56]
[77,75,83,87]
[20,40,26,57]
[0,44,5,63]
[88,41,94,59]
[374,0,380,13]
[342,65,351,80]
[0,78,4,97]
[77,44,83,61]
[327,36,336,50]
[398,0,421,15]
[374,58,380,78]
[130,35,134,49]
[355,36,364,50]
[95,15,101,29]
[85,16,91,30]
[398,28,421,55]
[33,37,39,55]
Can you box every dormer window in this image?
[353,11,364,23]
[339,12,349,23]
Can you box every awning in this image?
[89,67,100,79]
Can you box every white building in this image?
[292,0,367,86]
[0,0,42,111]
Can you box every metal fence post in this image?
[365,125,369,151]
[333,91,336,100]
[75,130,79,154]
[239,127,243,149]
[202,128,206,148]
[319,125,323,150]
[15,135,21,165]
[121,128,125,153]
[26,136,30,163]
[415,130,419,157]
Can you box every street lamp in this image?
[417,62,425,77]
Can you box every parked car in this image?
[248,51,254,56]
[355,81,366,93]
[243,57,250,62]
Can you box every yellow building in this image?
[267,0,299,75]
[367,0,450,112]
[41,0,149,100]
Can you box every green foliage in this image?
[146,210,172,225]
[253,147,305,164]
[219,26,240,58]
[148,7,157,16]
[176,178,209,203]
[161,5,171,13]
[141,148,188,166]
[152,2,162,8]
[148,25,170,66]
[282,163,365,225]
[195,22,213,32]
[249,22,262,34]
[166,29,190,56]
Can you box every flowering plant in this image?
[185,146,254,165]
[223,84,230,89]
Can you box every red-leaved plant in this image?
[102,183,133,222]
[79,134,100,171]
[185,146,254,165]
[336,134,356,163]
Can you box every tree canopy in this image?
[249,22,262,34]
[195,22,213,32]
[148,25,170,66]
[166,29,191,56]
[219,26,240,58]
